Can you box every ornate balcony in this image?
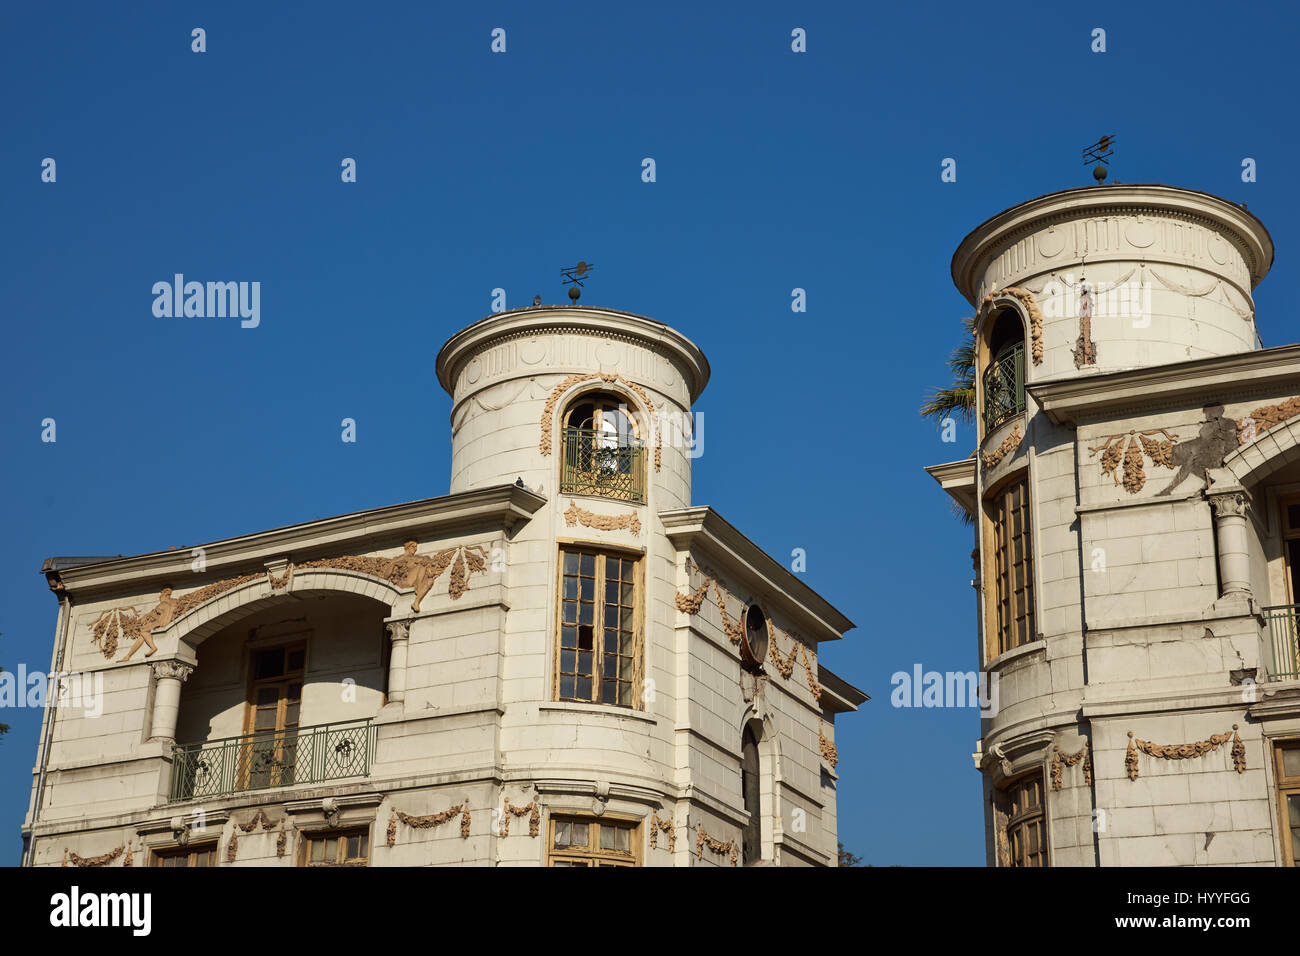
[560,427,646,503]
[168,719,377,802]
[982,342,1025,432]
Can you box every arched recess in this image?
[741,711,780,865]
[157,568,405,653]
[550,377,655,503]
[157,569,406,760]
[1221,415,1300,489]
[978,301,1033,441]
[540,373,664,474]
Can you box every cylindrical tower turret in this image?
[436,306,710,511]
[952,184,1274,381]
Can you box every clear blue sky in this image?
[2,0,1296,866]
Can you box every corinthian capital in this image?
[1209,490,1248,519]
[150,660,194,683]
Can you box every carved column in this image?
[1209,489,1252,600]
[385,620,410,706]
[148,660,194,744]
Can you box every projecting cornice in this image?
[435,306,711,404]
[1027,344,1300,427]
[42,483,546,599]
[950,183,1274,305]
[659,506,855,644]
[924,456,977,516]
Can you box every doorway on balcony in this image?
[243,641,306,790]
[1274,494,1300,679]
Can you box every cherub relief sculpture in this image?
[1155,403,1238,496]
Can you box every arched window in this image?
[559,391,646,503]
[741,725,761,864]
[982,310,1026,432]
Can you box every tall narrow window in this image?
[242,642,305,790]
[991,477,1035,655]
[559,391,646,503]
[741,726,761,864]
[1275,741,1300,867]
[1001,775,1047,867]
[556,548,640,707]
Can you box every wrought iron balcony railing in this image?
[982,342,1025,432]
[560,427,646,503]
[1264,605,1300,681]
[168,718,377,803]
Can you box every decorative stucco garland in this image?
[648,813,676,852]
[1050,743,1092,791]
[980,287,1043,366]
[1088,428,1178,494]
[674,559,744,645]
[91,541,490,661]
[820,728,839,769]
[1236,396,1300,445]
[768,632,800,678]
[387,803,472,846]
[981,425,1022,470]
[62,844,127,867]
[1124,726,1246,781]
[563,501,642,535]
[695,827,738,866]
[238,808,280,833]
[538,372,663,471]
[498,798,542,838]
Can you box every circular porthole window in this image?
[740,605,769,671]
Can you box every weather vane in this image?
[1083,135,1116,183]
[561,261,594,303]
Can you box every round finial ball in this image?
[1093,165,1108,183]
[568,286,581,302]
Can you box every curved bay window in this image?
[555,547,642,707]
[989,476,1035,655]
[560,392,646,503]
[999,774,1047,867]
[982,310,1026,432]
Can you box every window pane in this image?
[555,821,571,846]
[1282,746,1300,780]
[571,823,588,846]
[563,552,579,574]
[559,676,575,699]
[287,648,305,672]
[563,577,577,600]
[560,649,575,673]
[578,651,592,675]
[576,677,591,700]
[580,553,595,576]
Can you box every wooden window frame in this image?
[1274,739,1300,867]
[299,825,371,867]
[149,841,219,868]
[553,546,644,708]
[1000,773,1047,868]
[546,815,640,867]
[985,474,1036,659]
[240,639,307,790]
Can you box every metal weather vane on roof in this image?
[1083,135,1116,183]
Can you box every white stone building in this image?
[23,304,863,868]
[927,184,1300,866]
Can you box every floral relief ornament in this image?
[1088,428,1177,494]
[1125,725,1246,781]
